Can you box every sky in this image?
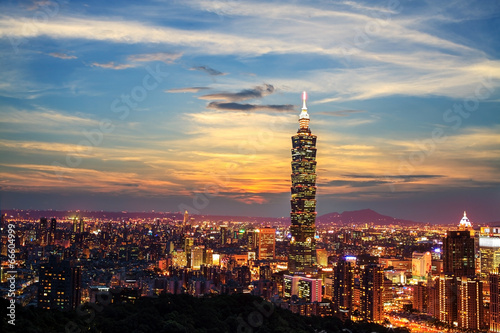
[0,0,499,224]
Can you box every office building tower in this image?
[191,245,205,270]
[38,256,81,310]
[220,225,228,245]
[283,274,301,299]
[360,264,384,323]
[316,248,328,267]
[333,258,354,321]
[183,210,189,226]
[72,217,78,233]
[438,274,456,325]
[79,218,84,233]
[298,277,322,303]
[427,276,440,318]
[491,270,500,332]
[48,217,57,245]
[479,237,500,276]
[443,230,475,277]
[246,229,259,251]
[457,276,484,331]
[412,251,432,281]
[39,217,48,246]
[289,91,317,274]
[184,237,194,268]
[413,281,428,313]
[258,228,276,260]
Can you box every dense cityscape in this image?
[2,94,499,332]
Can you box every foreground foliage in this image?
[1,294,410,333]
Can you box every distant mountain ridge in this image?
[316,208,423,226]
[2,208,423,226]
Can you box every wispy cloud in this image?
[166,87,210,93]
[317,110,365,116]
[48,52,77,59]
[207,102,294,112]
[190,65,226,76]
[129,52,182,63]
[200,84,275,102]
[89,52,181,70]
[91,61,135,70]
[0,107,99,127]
[199,84,294,112]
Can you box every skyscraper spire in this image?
[299,91,310,132]
[459,211,472,229]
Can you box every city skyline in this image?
[0,1,499,224]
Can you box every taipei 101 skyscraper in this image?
[288,91,317,274]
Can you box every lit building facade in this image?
[289,91,317,274]
[298,277,322,303]
[412,251,432,281]
[333,258,354,321]
[360,264,384,323]
[258,228,276,260]
[438,274,456,325]
[491,270,500,332]
[316,248,328,267]
[443,230,475,277]
[480,237,500,276]
[38,256,81,310]
[191,245,205,270]
[457,276,484,331]
[39,217,48,246]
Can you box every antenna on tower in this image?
[302,91,307,110]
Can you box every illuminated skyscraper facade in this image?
[490,270,500,332]
[258,228,276,260]
[289,91,317,274]
[360,264,384,323]
[333,258,355,321]
[38,256,81,310]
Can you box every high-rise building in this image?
[427,276,440,318]
[289,91,317,274]
[333,258,354,321]
[316,248,328,267]
[246,229,259,251]
[434,213,479,327]
[39,217,48,246]
[443,230,475,277]
[283,274,301,299]
[79,218,84,234]
[457,276,484,331]
[72,217,78,233]
[48,217,57,245]
[491,270,500,332]
[479,237,500,276]
[38,256,81,310]
[220,225,228,245]
[360,264,384,323]
[258,228,275,260]
[298,277,322,303]
[438,274,456,325]
[412,251,432,281]
[191,245,205,270]
[413,281,428,313]
[184,237,194,268]
[183,210,189,226]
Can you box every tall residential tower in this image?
[289,91,317,274]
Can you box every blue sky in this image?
[0,0,499,223]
